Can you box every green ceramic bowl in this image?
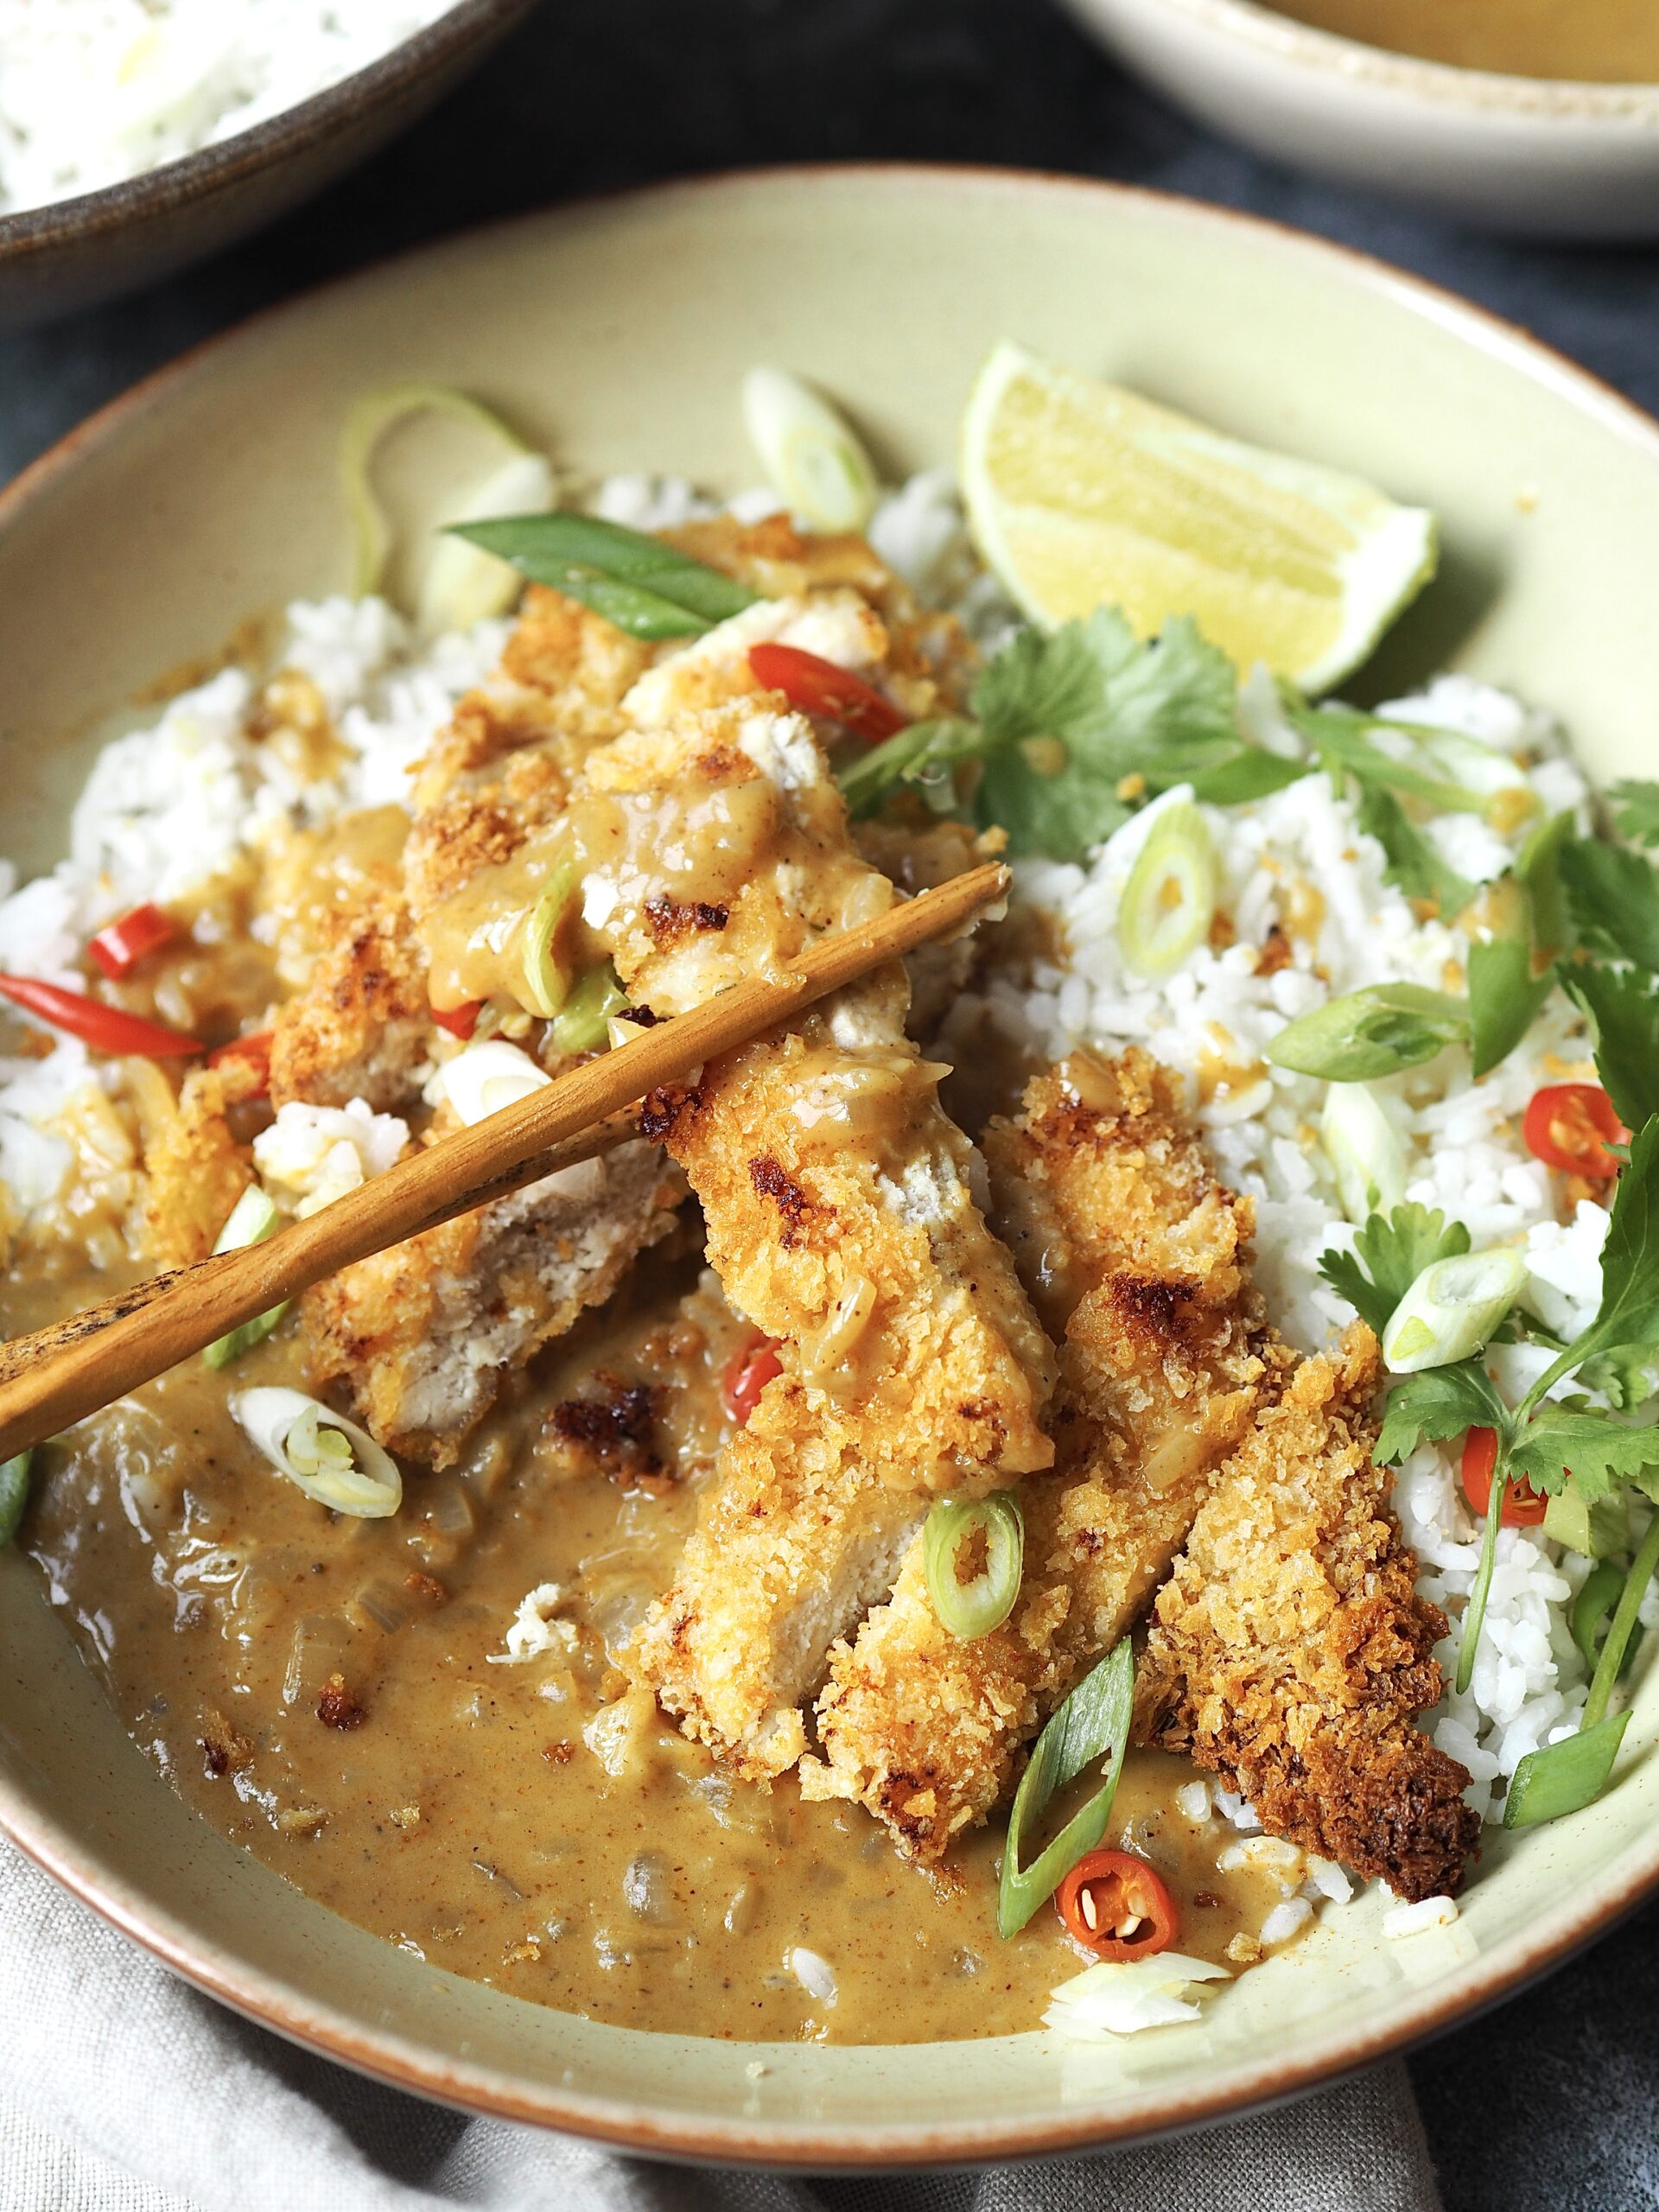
[1,166,1656,2164]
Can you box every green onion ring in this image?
[0,1448,33,1548]
[1116,801,1217,981]
[924,1491,1024,1641]
[550,963,628,1057]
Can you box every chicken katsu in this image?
[9,358,1643,2052]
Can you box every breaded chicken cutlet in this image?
[1135,1325,1480,1902]
[565,688,1054,1776]
[268,523,989,1470]
[800,1049,1270,1857]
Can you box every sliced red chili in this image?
[1056,1848,1179,1961]
[1522,1084,1626,1179]
[722,1332,782,1426]
[1461,1426,1548,1528]
[0,974,200,1058]
[433,1000,482,1041]
[747,643,908,744]
[88,902,176,981]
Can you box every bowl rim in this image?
[4,158,1659,2166]
[0,0,534,258]
[1075,0,1659,117]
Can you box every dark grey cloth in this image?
[3,6,1658,2209]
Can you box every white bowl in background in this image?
[1058,0,1659,239]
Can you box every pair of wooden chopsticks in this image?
[0,862,1009,1466]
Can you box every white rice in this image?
[0,0,454,216]
[935,637,1632,1833]
[0,466,1642,1862]
[0,594,505,1222]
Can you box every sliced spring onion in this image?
[417,447,556,633]
[517,859,582,1020]
[231,1387,403,1519]
[741,365,879,534]
[0,1448,33,1547]
[1503,1711,1631,1829]
[448,512,758,640]
[999,1639,1134,1939]
[1320,1083,1408,1227]
[924,1491,1024,1641]
[1267,983,1468,1084]
[203,1183,288,1371]
[439,1038,552,1128]
[1116,802,1217,981]
[340,383,551,615]
[1381,1247,1527,1374]
[550,963,627,1057]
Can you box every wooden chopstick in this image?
[0,861,1009,1465]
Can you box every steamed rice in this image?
[0,466,1644,1880]
[0,1,454,217]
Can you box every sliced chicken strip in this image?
[800,1051,1269,1859]
[526,690,1056,1777]
[1134,1325,1479,1903]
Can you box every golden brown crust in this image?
[802,1051,1270,1859]
[139,1066,254,1270]
[267,889,431,1114]
[1135,1325,1479,1902]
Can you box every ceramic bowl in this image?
[0,0,539,331]
[1058,0,1659,239]
[2,165,1658,2164]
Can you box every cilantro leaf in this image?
[969,612,1237,858]
[1579,1343,1659,1413]
[1611,780,1659,849]
[1186,748,1311,805]
[1559,965,1659,1133]
[1357,785,1475,918]
[1375,1358,1507,1468]
[1505,1401,1659,1503]
[1574,1114,1659,1370]
[1560,838,1659,974]
[1319,1203,1471,1339]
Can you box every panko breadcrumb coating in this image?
[801,1050,1269,1859]
[598,695,1054,1777]
[1135,1325,1479,1903]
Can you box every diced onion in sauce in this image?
[439,1038,552,1127]
[1116,803,1217,980]
[232,1387,403,1518]
[1381,1246,1527,1373]
[741,366,878,534]
[923,1490,1023,1641]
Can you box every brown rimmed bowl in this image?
[2,164,1658,2164]
[0,0,539,330]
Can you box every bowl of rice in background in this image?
[0,0,540,329]
[3,164,1659,2160]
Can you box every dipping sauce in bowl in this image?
[1265,0,1659,82]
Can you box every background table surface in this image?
[3,3,1656,2206]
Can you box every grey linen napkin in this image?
[0,1836,1442,2212]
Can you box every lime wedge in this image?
[960,341,1436,694]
